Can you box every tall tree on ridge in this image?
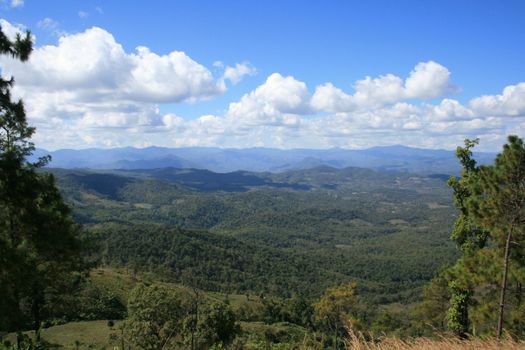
[467,135,525,338]
[0,23,82,338]
[445,138,485,338]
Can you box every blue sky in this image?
[0,0,524,150]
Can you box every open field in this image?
[5,320,121,349]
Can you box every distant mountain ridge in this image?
[32,145,496,175]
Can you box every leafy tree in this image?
[124,283,190,349]
[0,22,81,340]
[442,139,484,337]
[446,281,472,338]
[314,282,358,350]
[447,138,488,252]
[289,295,315,328]
[191,301,241,349]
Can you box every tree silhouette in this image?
[0,23,81,340]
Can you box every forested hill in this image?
[34,145,496,174]
[50,165,458,302]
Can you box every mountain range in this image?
[32,145,496,175]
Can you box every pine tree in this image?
[421,136,525,338]
[468,135,525,338]
[0,23,82,337]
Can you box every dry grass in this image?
[346,329,525,350]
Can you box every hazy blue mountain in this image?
[34,145,495,175]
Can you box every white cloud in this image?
[10,0,23,8]
[222,62,256,85]
[223,73,311,132]
[0,18,25,40]
[311,61,454,113]
[0,20,521,152]
[25,70,525,151]
[229,73,311,116]
[127,46,224,103]
[0,24,232,130]
[470,83,525,117]
[0,25,228,102]
[405,61,453,99]
[162,113,185,130]
[78,11,89,18]
[430,99,474,121]
[311,83,354,112]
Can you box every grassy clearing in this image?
[90,267,261,311]
[89,267,140,304]
[5,320,121,349]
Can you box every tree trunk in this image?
[497,224,514,338]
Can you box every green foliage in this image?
[124,283,190,349]
[415,269,450,334]
[192,301,241,349]
[121,283,242,350]
[53,165,457,305]
[421,136,525,339]
[447,138,487,252]
[0,24,82,334]
[468,135,525,337]
[37,159,464,340]
[314,282,358,349]
[75,282,126,321]
[446,281,472,338]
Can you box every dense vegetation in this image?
[1,23,523,350]
[419,137,525,339]
[50,165,458,304]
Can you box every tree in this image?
[467,135,525,338]
[0,23,82,339]
[314,282,358,350]
[125,283,190,349]
[446,281,472,338]
[437,139,485,338]
[447,138,488,252]
[191,301,241,349]
[416,269,451,334]
[422,136,525,338]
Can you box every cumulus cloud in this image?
[127,46,224,103]
[166,78,521,151]
[430,99,474,121]
[312,61,454,112]
[0,19,522,151]
[222,62,256,85]
[470,83,525,117]
[0,18,26,40]
[0,23,250,136]
[226,73,311,126]
[405,61,454,99]
[1,27,224,102]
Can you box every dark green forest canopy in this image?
[52,166,458,301]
